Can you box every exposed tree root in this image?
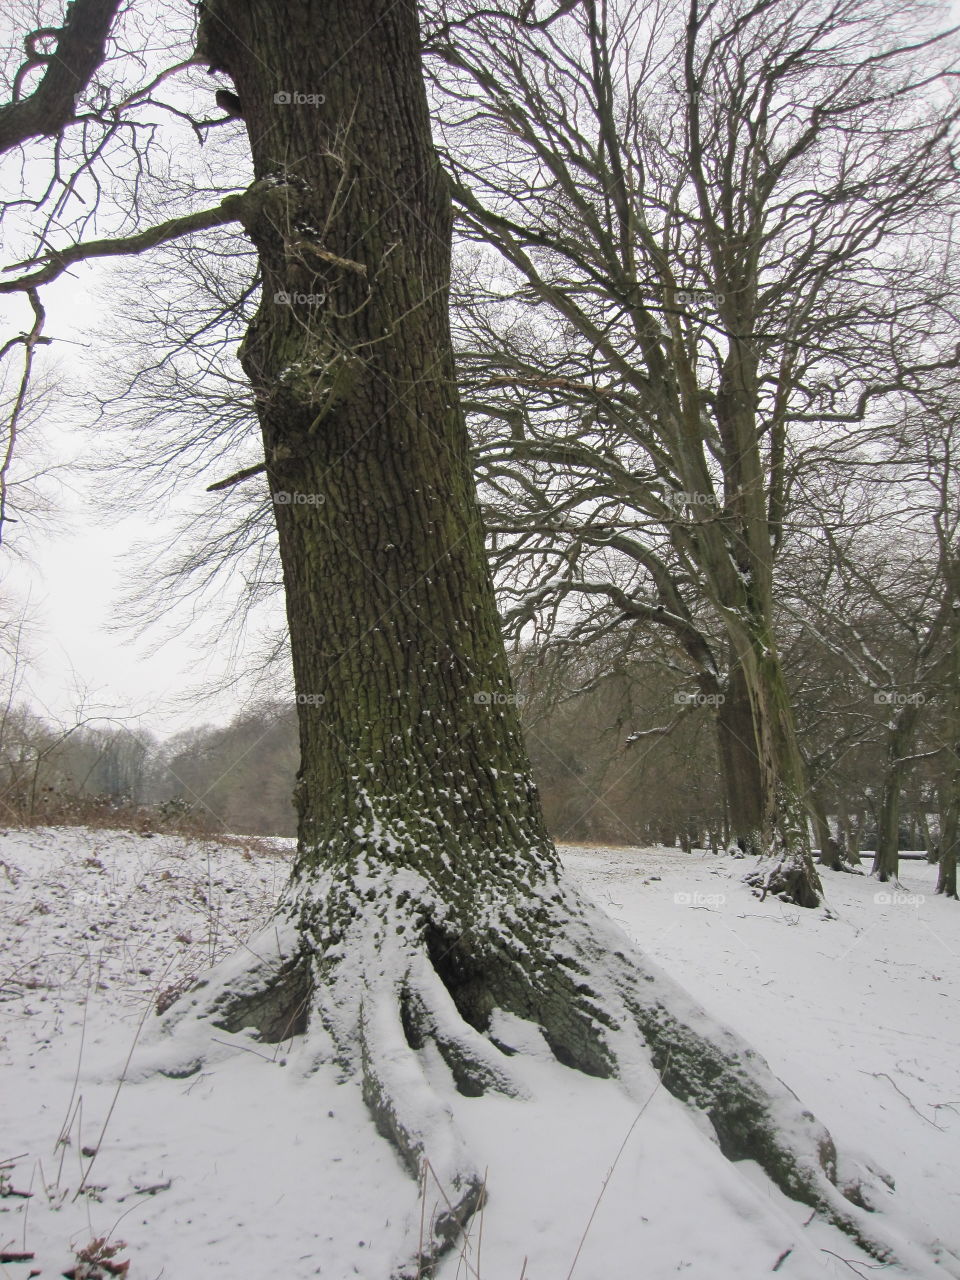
[744,848,823,908]
[142,868,951,1278]
[358,982,487,1277]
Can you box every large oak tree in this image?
[1,0,951,1273]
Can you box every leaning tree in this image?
[1,0,956,1274]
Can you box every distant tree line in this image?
[1,618,951,861]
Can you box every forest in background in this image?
[1,621,948,856]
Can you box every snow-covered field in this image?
[1,828,957,1279]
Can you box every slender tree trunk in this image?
[937,595,959,899]
[873,767,901,882]
[918,808,939,863]
[843,807,863,866]
[872,709,921,882]
[937,782,959,899]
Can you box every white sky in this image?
[4,268,259,738]
[0,3,265,740]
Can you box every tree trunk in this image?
[872,708,921,883]
[732,623,823,906]
[811,792,844,872]
[918,807,939,863]
[937,782,959,899]
[837,800,863,866]
[716,661,764,847]
[937,595,959,899]
[714,651,822,904]
[155,3,935,1272]
[208,1,553,914]
[873,767,902,882]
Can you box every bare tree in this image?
[426,0,960,906]
[785,401,960,884]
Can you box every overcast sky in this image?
[4,265,267,739]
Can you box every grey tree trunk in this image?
[716,662,764,847]
[811,794,844,872]
[713,651,822,905]
[873,766,902,882]
[937,595,959,899]
[201,0,553,915]
[872,708,922,882]
[937,785,959,899]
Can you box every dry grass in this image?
[0,787,294,861]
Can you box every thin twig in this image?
[819,1247,890,1275]
[859,1070,941,1128]
[74,959,176,1199]
[564,1051,671,1280]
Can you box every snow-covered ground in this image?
[0,828,957,1279]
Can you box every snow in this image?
[1,827,957,1279]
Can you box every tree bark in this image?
[0,0,122,155]
[811,792,845,872]
[202,0,553,909]
[872,707,922,882]
[731,618,823,906]
[937,593,959,899]
[873,764,902,882]
[714,640,822,904]
[716,661,764,848]
[937,783,959,899]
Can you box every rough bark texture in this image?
[716,662,764,844]
[732,627,823,907]
[179,2,924,1272]
[199,0,553,905]
[0,0,122,155]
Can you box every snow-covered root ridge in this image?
[135,864,954,1279]
[358,976,486,1275]
[476,880,954,1277]
[135,868,529,1277]
[744,847,823,908]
